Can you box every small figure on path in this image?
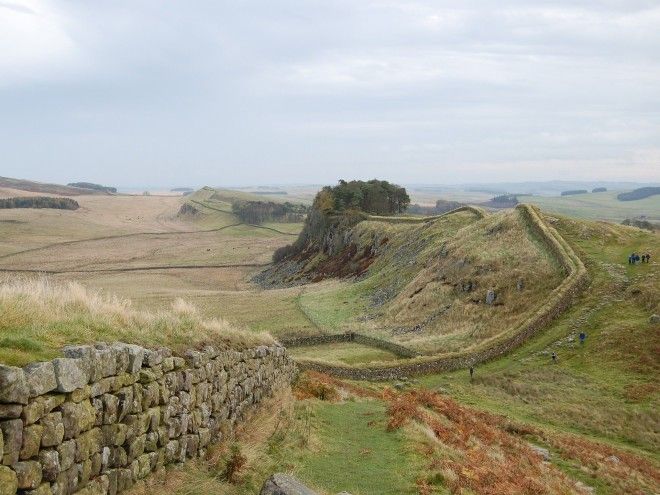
[579,332,586,345]
[629,254,633,264]
[469,366,474,381]
[551,351,558,363]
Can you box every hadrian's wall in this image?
[0,342,295,495]
[295,204,589,380]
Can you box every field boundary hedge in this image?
[291,204,589,380]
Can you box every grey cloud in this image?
[0,0,658,186]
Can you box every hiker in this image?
[645,253,651,263]
[628,254,633,264]
[551,351,557,363]
[469,366,474,380]
[635,254,641,264]
[579,332,586,345]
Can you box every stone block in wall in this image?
[102,394,119,425]
[183,350,203,369]
[39,448,59,481]
[75,473,109,495]
[92,344,117,378]
[115,387,133,422]
[20,424,43,460]
[107,446,127,469]
[13,460,42,489]
[69,385,92,404]
[22,398,45,426]
[57,439,76,472]
[142,349,162,368]
[53,358,89,393]
[42,395,65,415]
[0,404,22,420]
[144,432,158,452]
[0,465,18,495]
[126,434,146,462]
[61,401,95,440]
[116,467,133,492]
[23,362,57,398]
[141,382,159,410]
[75,427,103,462]
[102,424,127,447]
[40,412,64,447]
[0,365,28,405]
[184,434,199,458]
[1,418,22,465]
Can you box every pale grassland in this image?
[288,342,401,365]
[521,190,660,223]
[0,278,273,366]
[0,186,311,343]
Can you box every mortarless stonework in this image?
[0,342,295,495]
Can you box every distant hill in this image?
[0,176,106,196]
[171,187,194,192]
[67,182,117,194]
[617,187,660,202]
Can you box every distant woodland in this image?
[0,196,80,210]
[231,200,308,224]
[617,187,660,201]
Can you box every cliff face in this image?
[0,342,296,495]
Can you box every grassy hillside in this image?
[521,190,660,224]
[0,278,272,366]
[0,176,107,196]
[269,208,565,356]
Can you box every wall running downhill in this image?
[0,342,295,495]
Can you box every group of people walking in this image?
[628,252,651,264]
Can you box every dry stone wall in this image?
[0,342,295,495]
[294,204,589,380]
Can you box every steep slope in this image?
[260,206,573,358]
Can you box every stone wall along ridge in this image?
[366,205,486,224]
[293,204,589,380]
[0,342,295,495]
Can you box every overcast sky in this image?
[1,1,659,187]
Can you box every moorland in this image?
[0,177,658,495]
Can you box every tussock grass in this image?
[0,278,273,366]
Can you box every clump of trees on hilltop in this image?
[231,200,308,224]
[318,179,410,215]
[273,179,410,262]
[0,196,79,210]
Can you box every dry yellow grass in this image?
[0,277,273,366]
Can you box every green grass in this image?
[416,216,659,459]
[0,279,273,366]
[523,191,660,223]
[294,399,422,495]
[288,342,401,365]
